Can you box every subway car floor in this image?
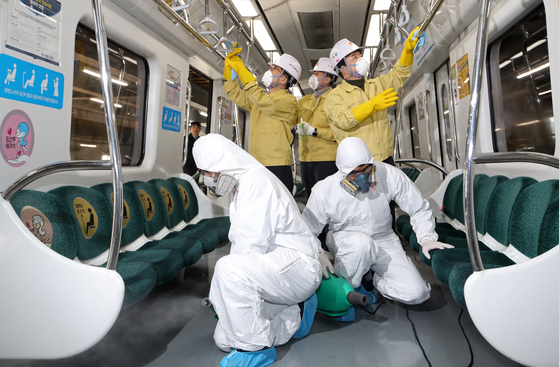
[0,195,522,367]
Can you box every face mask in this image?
[345,56,370,78]
[308,75,319,90]
[353,173,371,193]
[204,173,237,197]
[262,70,274,88]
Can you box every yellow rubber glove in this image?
[226,42,242,60]
[400,26,421,67]
[223,59,233,80]
[228,55,257,86]
[352,88,399,123]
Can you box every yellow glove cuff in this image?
[237,67,257,86]
[399,51,414,67]
[352,101,374,123]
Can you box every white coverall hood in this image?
[335,137,375,176]
[193,133,262,179]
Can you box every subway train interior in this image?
[0,0,557,366]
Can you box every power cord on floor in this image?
[405,305,432,367]
[359,301,386,315]
[457,308,474,367]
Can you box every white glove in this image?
[319,252,334,279]
[296,118,316,137]
[421,239,454,259]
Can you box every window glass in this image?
[489,5,554,154]
[441,84,454,161]
[71,24,148,165]
[409,104,421,158]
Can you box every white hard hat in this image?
[269,53,302,82]
[310,57,339,77]
[330,38,361,67]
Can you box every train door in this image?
[401,75,442,165]
[434,62,459,171]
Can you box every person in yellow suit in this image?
[224,46,301,193]
[325,29,422,165]
[295,57,339,199]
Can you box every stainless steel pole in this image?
[91,0,124,271]
[463,0,491,272]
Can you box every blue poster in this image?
[0,54,64,109]
[162,107,181,132]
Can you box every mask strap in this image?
[343,56,364,79]
[269,69,288,89]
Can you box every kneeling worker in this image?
[194,134,331,366]
[302,137,453,305]
[224,46,301,193]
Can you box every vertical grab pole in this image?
[91,0,123,271]
[182,80,192,167]
[463,0,491,272]
[393,88,404,159]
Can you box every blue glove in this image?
[412,29,428,53]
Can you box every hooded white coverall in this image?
[302,137,437,305]
[193,134,322,352]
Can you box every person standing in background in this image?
[295,58,339,199]
[224,44,301,194]
[183,121,201,175]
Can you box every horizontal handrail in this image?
[153,0,225,60]
[473,152,559,169]
[394,158,448,177]
[396,161,422,172]
[1,161,112,201]
[418,0,445,35]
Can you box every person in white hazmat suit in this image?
[303,137,453,305]
[193,134,329,367]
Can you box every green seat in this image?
[10,190,79,260]
[168,177,231,250]
[148,179,185,230]
[125,180,204,264]
[439,179,559,308]
[12,188,157,308]
[401,168,419,182]
[50,185,183,286]
[430,177,537,284]
[415,175,508,264]
[408,174,489,253]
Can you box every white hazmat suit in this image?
[193,134,322,352]
[303,137,436,305]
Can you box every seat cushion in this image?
[140,236,204,267]
[119,248,184,285]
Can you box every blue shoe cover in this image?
[220,347,277,367]
[413,30,428,53]
[355,285,378,304]
[333,307,355,322]
[293,293,317,339]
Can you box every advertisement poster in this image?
[165,64,181,109]
[6,0,62,66]
[457,54,471,100]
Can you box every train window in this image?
[70,24,148,165]
[409,104,421,158]
[441,84,454,161]
[489,5,554,154]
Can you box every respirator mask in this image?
[203,173,237,197]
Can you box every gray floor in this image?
[0,232,522,367]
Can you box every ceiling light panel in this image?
[298,11,334,49]
[230,0,258,17]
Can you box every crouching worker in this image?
[302,137,453,305]
[193,134,328,367]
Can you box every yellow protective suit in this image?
[224,80,297,166]
[324,60,412,162]
[296,89,337,162]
